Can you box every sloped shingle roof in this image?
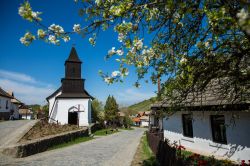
[152,79,250,111]
[0,87,13,98]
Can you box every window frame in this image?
[6,100,8,109]
[182,114,194,138]
[210,115,227,144]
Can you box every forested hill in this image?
[123,97,157,115]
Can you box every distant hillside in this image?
[124,97,157,115]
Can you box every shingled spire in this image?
[64,47,82,79]
[65,47,82,63]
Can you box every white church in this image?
[46,47,93,126]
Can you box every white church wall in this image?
[163,111,250,163]
[52,98,90,126]
[48,90,62,118]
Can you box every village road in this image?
[0,120,38,149]
[0,127,146,166]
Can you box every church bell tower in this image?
[61,47,85,94]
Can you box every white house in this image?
[9,92,22,119]
[0,87,13,120]
[150,80,250,163]
[19,105,33,120]
[0,88,21,120]
[46,47,93,126]
[140,115,149,127]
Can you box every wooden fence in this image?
[146,131,185,166]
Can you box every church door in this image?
[68,112,78,125]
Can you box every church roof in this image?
[46,87,94,101]
[65,47,82,63]
[56,91,94,99]
[46,87,62,101]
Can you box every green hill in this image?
[123,97,157,115]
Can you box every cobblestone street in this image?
[0,127,146,166]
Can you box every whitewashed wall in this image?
[22,114,32,120]
[10,103,19,119]
[48,90,62,118]
[163,111,250,163]
[49,94,91,126]
[0,96,11,113]
[141,121,149,127]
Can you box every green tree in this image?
[18,1,250,103]
[91,99,104,123]
[42,104,49,117]
[123,115,133,128]
[104,95,119,125]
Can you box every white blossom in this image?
[108,47,116,56]
[104,77,112,84]
[118,33,126,42]
[95,0,101,6]
[31,11,40,19]
[48,35,59,45]
[18,2,42,21]
[114,8,122,16]
[143,56,150,66]
[178,22,183,27]
[173,12,180,19]
[205,41,209,48]
[89,37,95,46]
[37,29,46,39]
[19,32,35,46]
[73,24,81,33]
[121,71,129,77]
[20,37,28,45]
[63,36,70,42]
[18,6,26,17]
[134,39,143,50]
[116,49,124,56]
[237,8,248,22]
[48,24,64,34]
[111,71,121,77]
[180,57,187,64]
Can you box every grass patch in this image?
[131,133,158,166]
[48,136,93,150]
[93,128,119,136]
[141,134,158,166]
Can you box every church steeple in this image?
[66,47,82,63]
[65,47,82,79]
[61,47,85,94]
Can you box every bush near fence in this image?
[146,131,236,166]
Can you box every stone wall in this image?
[2,128,89,158]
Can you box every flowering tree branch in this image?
[18,0,250,103]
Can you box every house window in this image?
[6,100,8,109]
[210,115,227,144]
[182,114,193,138]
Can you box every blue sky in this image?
[0,0,157,106]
